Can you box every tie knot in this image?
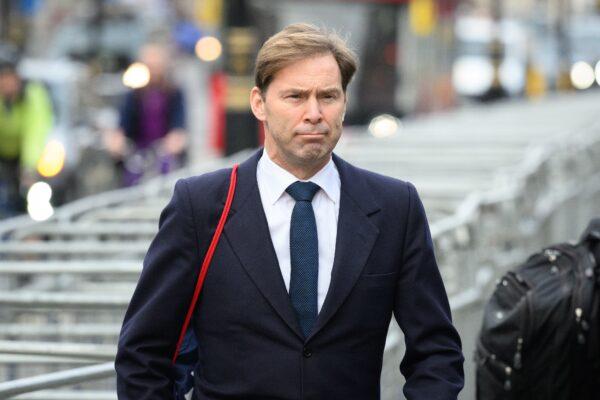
[286,181,320,202]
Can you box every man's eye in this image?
[287,94,300,99]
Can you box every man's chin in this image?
[295,146,331,164]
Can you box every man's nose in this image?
[303,97,323,124]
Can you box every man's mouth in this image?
[296,129,328,136]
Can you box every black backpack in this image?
[476,218,600,400]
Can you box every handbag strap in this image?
[171,164,239,364]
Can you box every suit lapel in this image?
[223,150,304,339]
[308,154,380,340]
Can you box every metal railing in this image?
[0,363,115,398]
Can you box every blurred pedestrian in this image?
[116,23,464,399]
[105,43,188,186]
[0,58,53,217]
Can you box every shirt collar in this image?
[257,150,340,206]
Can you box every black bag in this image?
[475,218,600,400]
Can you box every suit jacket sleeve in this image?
[116,179,200,399]
[393,183,464,400]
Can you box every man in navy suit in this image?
[116,23,464,399]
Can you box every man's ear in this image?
[250,87,266,121]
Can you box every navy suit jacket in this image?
[116,149,464,399]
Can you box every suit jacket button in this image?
[303,348,312,358]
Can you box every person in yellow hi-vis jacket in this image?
[0,59,53,217]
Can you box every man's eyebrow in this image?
[318,87,343,95]
[279,88,309,95]
[278,87,343,95]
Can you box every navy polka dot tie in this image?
[286,181,320,338]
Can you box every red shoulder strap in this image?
[171,164,238,364]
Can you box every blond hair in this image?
[254,23,358,94]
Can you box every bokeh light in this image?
[27,202,54,222]
[368,114,401,138]
[26,182,54,221]
[452,57,494,96]
[570,61,595,90]
[122,62,150,89]
[37,140,66,178]
[27,182,52,204]
[195,36,222,62]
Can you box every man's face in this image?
[250,53,346,174]
[0,71,21,99]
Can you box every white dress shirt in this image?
[256,151,340,313]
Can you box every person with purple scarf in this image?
[106,44,187,186]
